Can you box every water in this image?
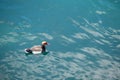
[0,0,120,80]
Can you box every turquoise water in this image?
[0,0,120,80]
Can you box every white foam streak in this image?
[96,10,106,15]
[111,35,120,40]
[25,35,37,41]
[58,52,86,60]
[38,33,53,40]
[116,44,120,48]
[73,33,90,39]
[61,35,75,43]
[8,32,19,36]
[70,18,80,26]
[0,21,4,23]
[0,36,18,44]
[80,26,105,38]
[100,39,111,45]
[97,59,112,67]
[94,40,104,45]
[81,47,105,56]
